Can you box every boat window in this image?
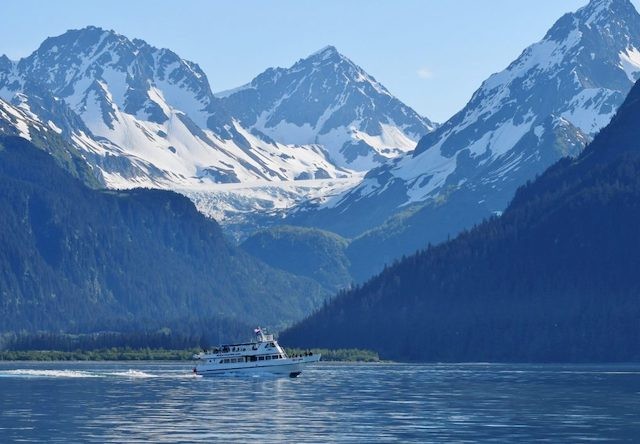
[258,356,264,361]
[250,356,257,362]
[266,356,271,360]
[219,360,223,364]
[223,359,229,363]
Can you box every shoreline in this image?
[0,347,380,363]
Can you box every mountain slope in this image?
[217,46,436,171]
[0,28,439,232]
[291,0,640,254]
[240,226,352,292]
[0,136,329,333]
[0,26,350,191]
[281,77,640,362]
[0,97,104,187]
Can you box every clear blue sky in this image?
[1,0,639,122]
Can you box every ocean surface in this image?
[0,361,639,442]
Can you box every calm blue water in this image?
[0,362,639,442]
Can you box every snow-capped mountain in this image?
[0,28,439,230]
[297,0,640,242]
[217,46,436,171]
[0,26,350,190]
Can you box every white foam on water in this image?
[0,369,102,378]
[103,370,159,379]
[0,368,205,379]
[108,369,202,379]
[165,372,202,379]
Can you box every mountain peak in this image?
[543,0,639,44]
[576,0,638,23]
[312,0,640,258]
[301,45,349,68]
[35,26,171,60]
[308,45,340,60]
[217,45,435,171]
[21,26,211,94]
[79,25,110,34]
[580,0,633,12]
[59,25,118,42]
[8,25,221,135]
[31,26,132,63]
[0,54,12,67]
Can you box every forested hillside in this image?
[281,80,640,362]
[241,226,352,292]
[0,136,328,337]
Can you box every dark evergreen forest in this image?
[0,136,328,341]
[241,225,352,292]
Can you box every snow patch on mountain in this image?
[0,27,355,209]
[619,47,640,81]
[182,175,362,239]
[0,27,442,230]
[0,99,33,140]
[217,46,436,171]
[291,0,640,240]
[561,89,620,134]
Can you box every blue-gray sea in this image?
[0,361,639,442]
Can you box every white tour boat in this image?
[193,328,320,377]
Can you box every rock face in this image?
[290,0,640,280]
[217,45,436,171]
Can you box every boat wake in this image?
[104,370,160,378]
[0,368,201,379]
[0,369,102,378]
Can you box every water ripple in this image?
[0,362,639,442]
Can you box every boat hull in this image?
[194,355,320,377]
